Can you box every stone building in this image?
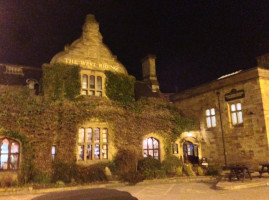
[171,59,269,167]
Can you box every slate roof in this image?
[0,63,42,86]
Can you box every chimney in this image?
[141,54,159,92]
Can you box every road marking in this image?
[163,184,175,196]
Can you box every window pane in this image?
[95,144,100,159]
[206,109,210,116]
[90,76,95,89]
[82,75,88,89]
[153,138,158,148]
[89,90,95,96]
[95,128,100,143]
[102,129,108,143]
[87,128,92,142]
[148,150,154,157]
[102,144,108,159]
[147,138,153,149]
[237,103,242,111]
[78,145,84,160]
[206,117,212,128]
[232,113,237,124]
[51,145,56,155]
[0,154,8,169]
[11,142,19,153]
[79,128,85,143]
[97,76,102,90]
[212,116,216,127]
[10,154,19,170]
[211,108,215,115]
[96,91,102,97]
[238,111,243,123]
[86,145,92,160]
[81,90,87,95]
[154,150,159,159]
[231,104,236,111]
[143,150,148,157]
[1,139,9,154]
[187,145,194,156]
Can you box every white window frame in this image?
[230,102,243,125]
[205,108,216,128]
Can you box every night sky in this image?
[1,1,269,92]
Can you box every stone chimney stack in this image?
[141,54,160,92]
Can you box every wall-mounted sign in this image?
[225,89,245,101]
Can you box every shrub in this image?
[176,166,183,176]
[75,164,107,183]
[205,165,222,176]
[114,148,138,175]
[138,157,161,179]
[121,171,144,185]
[162,155,182,175]
[52,161,77,183]
[155,169,167,179]
[0,173,18,187]
[197,166,204,176]
[183,163,195,176]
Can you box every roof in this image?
[0,63,42,86]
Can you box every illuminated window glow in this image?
[81,73,104,97]
[230,103,243,125]
[78,126,108,161]
[0,138,20,170]
[143,137,160,160]
[206,108,216,128]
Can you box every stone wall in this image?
[173,67,269,167]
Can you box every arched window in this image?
[143,137,160,160]
[0,138,20,170]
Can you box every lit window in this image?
[230,103,243,125]
[0,138,20,170]
[206,108,216,128]
[143,137,160,160]
[81,73,104,97]
[172,143,178,154]
[78,127,108,161]
[52,145,56,161]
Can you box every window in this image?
[172,143,178,154]
[0,138,20,170]
[230,102,243,125]
[78,127,108,161]
[206,108,216,128]
[51,145,56,161]
[81,73,104,97]
[143,137,160,160]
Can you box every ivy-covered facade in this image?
[0,14,196,183]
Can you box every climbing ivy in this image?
[104,70,135,106]
[42,63,81,100]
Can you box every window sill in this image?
[232,123,244,128]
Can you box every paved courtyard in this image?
[2,181,269,200]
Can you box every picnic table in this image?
[259,163,269,178]
[227,165,252,182]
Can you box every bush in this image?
[155,169,167,179]
[121,171,144,185]
[114,148,138,175]
[0,173,18,187]
[205,165,222,176]
[75,164,107,183]
[176,166,183,176]
[162,155,182,175]
[183,163,195,176]
[52,161,77,183]
[138,157,161,179]
[197,166,204,176]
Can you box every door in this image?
[183,141,199,164]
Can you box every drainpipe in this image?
[216,91,227,167]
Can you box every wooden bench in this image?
[227,165,252,182]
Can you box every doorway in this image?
[183,141,199,164]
